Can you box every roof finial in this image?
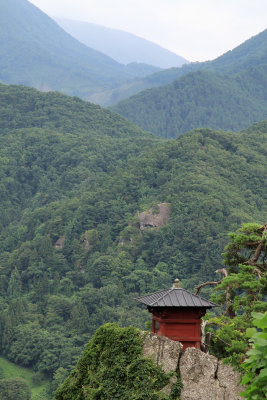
[173,278,182,288]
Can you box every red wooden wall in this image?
[151,309,205,350]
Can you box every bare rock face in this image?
[83,232,90,250]
[140,333,244,399]
[180,348,244,400]
[180,348,219,400]
[141,331,182,374]
[54,235,65,249]
[138,203,171,231]
[217,361,245,400]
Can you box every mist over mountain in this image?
[0,0,159,99]
[99,29,267,106]
[55,17,189,69]
[111,29,267,136]
[0,0,266,397]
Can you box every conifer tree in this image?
[198,223,267,366]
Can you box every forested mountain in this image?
[101,29,267,106]
[0,0,158,99]
[55,17,188,69]
[112,65,267,137]
[0,83,159,221]
[0,83,266,396]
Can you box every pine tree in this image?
[198,222,267,367]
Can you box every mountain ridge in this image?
[0,0,159,98]
[55,17,189,69]
[98,29,267,106]
[112,65,267,137]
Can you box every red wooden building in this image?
[136,279,217,350]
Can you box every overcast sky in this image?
[29,0,266,62]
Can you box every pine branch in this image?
[195,280,221,295]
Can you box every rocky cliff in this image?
[143,332,245,400]
[138,203,171,231]
[55,323,245,400]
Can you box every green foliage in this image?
[0,356,51,399]
[50,368,69,394]
[31,371,46,386]
[0,378,31,400]
[205,223,267,368]
[169,376,182,399]
[113,67,267,138]
[106,29,267,106]
[240,312,267,400]
[0,83,266,384]
[55,323,175,400]
[206,316,250,366]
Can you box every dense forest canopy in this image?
[102,28,267,106]
[55,222,267,399]
[54,323,181,400]
[112,66,267,137]
[110,19,267,129]
[1,0,266,109]
[0,84,266,397]
[0,3,267,398]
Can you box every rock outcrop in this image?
[82,232,91,250]
[142,331,183,374]
[82,229,99,250]
[55,325,245,400]
[216,361,245,400]
[138,203,171,230]
[54,235,65,249]
[142,334,245,400]
[179,348,218,400]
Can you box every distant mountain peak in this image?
[55,17,189,69]
[0,0,161,98]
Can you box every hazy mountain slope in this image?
[123,62,161,78]
[147,28,267,84]
[0,0,152,98]
[98,29,267,106]
[55,17,188,69]
[112,66,267,137]
[0,83,266,391]
[207,28,267,73]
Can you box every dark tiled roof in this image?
[135,288,217,308]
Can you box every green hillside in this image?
[55,324,179,400]
[0,83,159,223]
[0,357,50,399]
[100,29,267,106]
[0,0,152,98]
[0,84,266,395]
[146,28,267,84]
[112,66,267,137]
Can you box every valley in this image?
[0,1,266,399]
